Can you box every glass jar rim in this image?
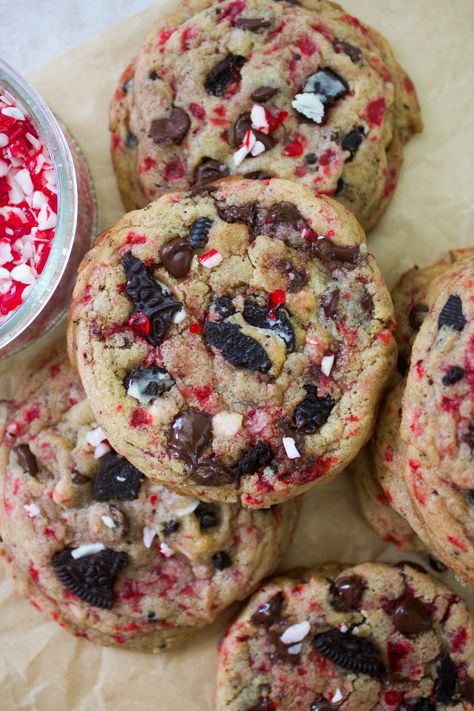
[0,58,78,351]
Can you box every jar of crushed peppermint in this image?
[0,59,97,357]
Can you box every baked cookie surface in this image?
[68,178,396,507]
[109,0,421,231]
[0,346,298,651]
[216,561,474,710]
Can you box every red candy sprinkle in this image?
[189,321,201,334]
[284,140,304,157]
[268,289,286,319]
[0,91,58,322]
[129,311,150,337]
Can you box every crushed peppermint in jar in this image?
[0,90,58,323]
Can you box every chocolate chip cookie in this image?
[0,345,299,651]
[109,0,422,231]
[68,178,396,507]
[216,561,474,710]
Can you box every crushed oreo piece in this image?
[194,502,220,530]
[243,299,295,351]
[341,129,365,160]
[234,441,273,476]
[93,452,143,501]
[213,551,232,570]
[52,547,128,609]
[204,54,247,96]
[205,321,272,373]
[188,217,213,248]
[293,386,335,433]
[442,365,465,386]
[435,653,458,703]
[438,295,466,331]
[125,131,138,148]
[303,68,349,108]
[163,520,180,536]
[213,296,235,319]
[124,366,174,405]
[313,629,384,677]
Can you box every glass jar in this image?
[0,59,97,358]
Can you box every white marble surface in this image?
[0,0,155,74]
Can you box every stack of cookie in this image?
[2,0,474,708]
[354,250,474,584]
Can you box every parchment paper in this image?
[1,2,474,709]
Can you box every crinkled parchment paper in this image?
[1,1,474,709]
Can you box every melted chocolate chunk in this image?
[341,129,365,160]
[330,575,365,611]
[313,629,384,677]
[188,216,213,248]
[243,299,295,351]
[125,131,138,148]
[408,302,429,331]
[310,697,334,711]
[435,653,458,703]
[191,458,237,486]
[250,86,278,103]
[217,201,256,226]
[204,54,247,96]
[309,237,360,267]
[442,365,465,386]
[234,17,271,31]
[427,554,448,573]
[193,158,229,189]
[169,409,212,466]
[438,295,466,331]
[268,628,301,664]
[269,201,304,228]
[163,520,180,535]
[159,238,193,278]
[293,385,335,434]
[393,594,432,635]
[234,441,273,476]
[14,443,38,477]
[213,551,232,570]
[149,107,190,145]
[52,547,128,610]
[234,112,275,150]
[213,296,235,319]
[122,253,182,345]
[251,591,284,626]
[124,366,174,405]
[205,321,272,373]
[194,502,220,530]
[333,39,362,63]
[302,68,349,108]
[321,289,340,319]
[93,452,143,501]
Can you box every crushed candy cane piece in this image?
[212,411,243,437]
[24,502,40,518]
[332,689,343,704]
[143,526,156,548]
[175,498,200,517]
[198,249,223,269]
[321,353,335,376]
[94,441,112,459]
[101,515,116,529]
[159,542,175,558]
[250,104,269,134]
[288,643,302,655]
[280,620,310,644]
[86,426,107,448]
[283,436,300,459]
[71,542,105,559]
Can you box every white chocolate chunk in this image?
[280,620,310,644]
[321,353,335,377]
[282,436,300,459]
[143,526,156,549]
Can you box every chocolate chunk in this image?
[14,443,38,477]
[93,452,143,501]
[149,107,190,145]
[159,238,193,278]
[169,409,212,466]
[438,295,466,331]
[310,697,334,711]
[243,299,295,351]
[191,458,237,486]
[393,594,432,635]
[124,366,174,405]
[163,520,180,536]
[442,365,465,386]
[204,54,247,96]
[194,502,220,530]
[459,678,474,703]
[205,321,272,373]
[361,288,374,315]
[309,237,360,267]
[217,201,256,227]
[293,385,335,434]
[125,131,138,148]
[330,575,365,611]
[213,296,235,318]
[341,129,365,160]
[234,112,275,150]
[435,653,458,703]
[427,554,448,573]
[52,547,128,610]
[313,629,384,677]
[274,259,308,292]
[234,17,271,31]
[234,441,273,476]
[213,551,232,570]
[250,86,278,103]
[193,158,229,189]
[333,39,362,63]
[188,216,213,248]
[321,289,340,319]
[269,201,304,228]
[268,628,301,664]
[122,253,182,345]
[302,68,349,108]
[408,302,429,331]
[251,591,284,626]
